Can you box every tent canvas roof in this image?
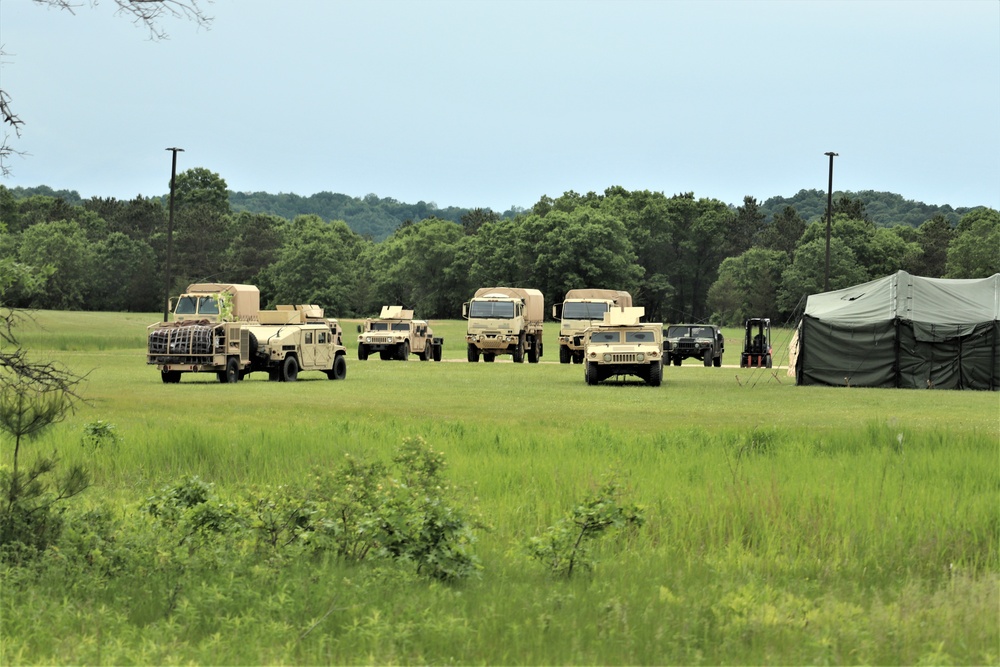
[804,271,1000,325]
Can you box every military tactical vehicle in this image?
[663,323,725,367]
[356,306,443,361]
[583,307,663,386]
[463,287,544,363]
[740,317,772,368]
[553,289,633,364]
[147,283,347,383]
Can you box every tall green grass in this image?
[1,311,997,664]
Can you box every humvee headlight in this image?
[636,353,645,362]
[603,352,612,362]
[365,336,372,343]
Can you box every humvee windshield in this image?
[391,323,411,332]
[666,326,693,338]
[175,295,219,316]
[563,302,609,320]
[626,331,655,343]
[469,300,515,319]
[590,331,621,344]
[370,322,389,331]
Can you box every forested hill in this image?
[5,185,977,239]
[761,189,974,228]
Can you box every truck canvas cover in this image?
[796,271,1000,390]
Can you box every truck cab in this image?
[464,287,543,363]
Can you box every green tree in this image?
[725,196,767,257]
[777,237,867,313]
[222,211,284,284]
[707,248,787,325]
[945,209,1000,278]
[16,220,94,310]
[90,233,159,311]
[173,167,230,217]
[758,205,806,258]
[914,215,953,277]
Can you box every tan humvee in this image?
[356,306,443,361]
[553,289,633,364]
[582,306,664,386]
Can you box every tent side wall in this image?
[796,316,897,388]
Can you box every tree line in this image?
[1,170,997,326]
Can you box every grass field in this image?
[2,310,998,665]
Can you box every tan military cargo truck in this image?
[356,305,443,361]
[147,284,347,383]
[582,306,664,386]
[463,287,544,363]
[553,289,633,364]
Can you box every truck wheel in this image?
[703,354,713,367]
[647,361,663,387]
[512,342,524,363]
[467,344,480,362]
[268,370,280,381]
[713,356,722,368]
[672,355,682,366]
[585,362,601,386]
[572,352,583,364]
[421,342,431,361]
[281,355,299,382]
[483,352,495,363]
[358,344,368,361]
[161,370,181,384]
[327,354,347,380]
[559,345,571,364]
[398,341,409,361]
[527,340,539,363]
[433,344,442,362]
[218,357,240,383]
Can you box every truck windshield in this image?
[469,301,515,319]
[666,326,693,338]
[370,322,389,331]
[174,295,218,316]
[590,331,620,344]
[391,323,410,332]
[625,331,655,343]
[563,302,609,320]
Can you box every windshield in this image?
[563,302,609,320]
[625,331,655,343]
[391,323,410,332]
[469,300,515,319]
[590,331,620,344]
[370,322,389,331]
[175,295,218,316]
[666,326,694,338]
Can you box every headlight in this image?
[603,352,612,362]
[636,353,645,362]
[365,336,371,343]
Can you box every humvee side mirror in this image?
[356,324,362,333]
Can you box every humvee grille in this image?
[609,353,638,363]
[367,335,394,344]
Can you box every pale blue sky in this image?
[2,0,998,211]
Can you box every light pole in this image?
[163,147,184,321]
[823,151,838,292]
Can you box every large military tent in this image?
[795,271,1000,390]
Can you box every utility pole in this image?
[824,151,838,292]
[163,147,184,321]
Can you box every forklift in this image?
[740,317,772,368]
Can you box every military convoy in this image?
[553,289,633,364]
[147,283,347,383]
[582,307,664,386]
[663,323,725,367]
[463,287,544,363]
[357,306,443,361]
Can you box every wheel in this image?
[483,352,495,363]
[218,356,240,383]
[703,353,713,367]
[327,354,347,380]
[398,341,409,361]
[268,370,280,381]
[433,344,442,362]
[585,362,601,386]
[358,344,369,361]
[281,355,299,382]
[647,361,662,387]
[559,345,571,364]
[379,350,393,361]
[713,355,722,368]
[572,352,583,365]
[765,354,772,369]
[512,342,524,363]
[248,332,258,360]
[527,340,539,363]
[672,355,682,366]
[161,370,181,384]
[421,342,431,361]
[467,344,480,362]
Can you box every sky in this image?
[2,0,998,212]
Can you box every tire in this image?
[281,355,298,382]
[433,344,442,362]
[585,362,601,386]
[467,344,480,363]
[161,370,181,384]
[672,355,682,366]
[572,352,583,365]
[379,350,393,361]
[327,354,347,380]
[358,344,369,361]
[268,370,280,381]
[703,353,713,367]
[421,342,431,361]
[483,352,495,363]
[559,345,571,364]
[248,332,259,360]
[512,342,524,363]
[398,341,410,361]
[527,339,539,364]
[713,355,722,368]
[218,356,240,383]
[765,354,772,369]
[647,361,662,387]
